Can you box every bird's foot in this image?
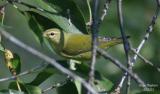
[69,59,81,70]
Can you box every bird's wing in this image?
[62,34,123,56]
[62,34,92,55]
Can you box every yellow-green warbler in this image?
[43,28,124,61]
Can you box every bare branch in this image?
[132,5,160,63]
[130,48,160,72]
[98,0,112,25]
[117,0,131,93]
[157,0,160,6]
[88,0,99,94]
[97,47,146,87]
[117,0,130,56]
[115,0,160,92]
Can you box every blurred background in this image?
[0,0,160,94]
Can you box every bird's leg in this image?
[69,59,81,70]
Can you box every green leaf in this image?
[46,0,88,34]
[93,75,113,93]
[25,85,41,94]
[0,89,24,94]
[23,12,44,44]
[10,53,21,74]
[9,81,26,92]
[30,8,82,33]
[29,60,68,86]
[76,63,90,77]
[9,81,42,94]
[0,43,4,52]
[14,0,88,44]
[19,11,58,44]
[57,80,78,94]
[15,0,87,34]
[20,0,58,13]
[29,65,57,86]
[76,64,113,93]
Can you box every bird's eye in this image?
[50,32,55,36]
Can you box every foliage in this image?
[0,0,159,94]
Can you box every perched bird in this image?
[43,28,124,61]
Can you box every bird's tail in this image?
[99,36,130,49]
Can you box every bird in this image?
[43,28,124,61]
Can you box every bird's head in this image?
[43,28,62,45]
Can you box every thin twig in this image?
[88,0,99,94]
[96,47,146,87]
[111,72,127,94]
[115,1,160,92]
[130,48,160,72]
[16,80,22,92]
[117,0,131,93]
[0,28,98,94]
[117,0,130,56]
[157,0,160,6]
[126,57,132,94]
[99,0,112,25]
[86,0,92,26]
[132,4,160,63]
[0,63,47,82]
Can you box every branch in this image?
[88,0,99,93]
[117,0,130,56]
[115,0,160,93]
[96,47,146,87]
[0,63,47,82]
[98,0,112,25]
[157,0,160,6]
[130,48,160,72]
[0,28,98,94]
[117,0,131,93]
[132,4,160,63]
